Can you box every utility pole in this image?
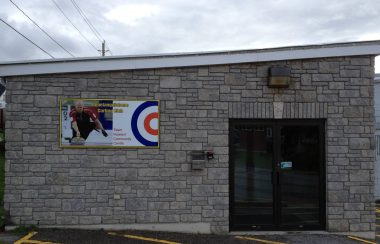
[99,40,108,56]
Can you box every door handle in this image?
[277,171,280,185]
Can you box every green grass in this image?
[12,225,38,235]
[0,151,4,206]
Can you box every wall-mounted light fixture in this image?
[268,66,291,88]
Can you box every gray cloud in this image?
[0,0,379,70]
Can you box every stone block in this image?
[339,90,359,98]
[176,118,197,129]
[328,207,343,215]
[85,181,108,190]
[329,146,348,154]
[209,65,229,73]
[62,186,85,194]
[23,177,45,185]
[300,74,312,85]
[225,73,246,85]
[344,211,360,219]
[137,189,158,198]
[126,88,148,96]
[199,89,219,101]
[46,172,68,184]
[91,207,112,215]
[126,198,147,210]
[29,116,52,125]
[23,147,45,155]
[207,168,228,180]
[136,211,158,223]
[208,135,228,146]
[35,95,57,107]
[4,194,21,202]
[45,199,61,208]
[349,170,370,182]
[180,214,201,222]
[115,169,137,180]
[12,95,33,104]
[33,212,55,223]
[159,168,176,177]
[62,199,85,211]
[69,168,92,177]
[165,151,186,163]
[30,164,51,172]
[319,62,339,73]
[349,138,370,150]
[296,90,316,102]
[148,181,165,189]
[192,185,214,196]
[148,202,169,210]
[79,216,101,224]
[138,168,159,177]
[10,207,31,216]
[312,74,332,82]
[350,223,370,232]
[46,155,68,164]
[47,87,63,94]
[56,216,78,225]
[241,89,262,98]
[5,129,22,141]
[328,190,348,202]
[202,209,223,218]
[159,214,180,223]
[160,76,181,88]
[22,190,38,198]
[165,181,186,189]
[328,219,349,231]
[350,58,371,66]
[198,68,209,76]
[340,70,360,78]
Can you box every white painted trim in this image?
[1,42,380,77]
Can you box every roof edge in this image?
[1,40,380,77]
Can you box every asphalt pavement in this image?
[5,228,376,244]
[5,203,380,244]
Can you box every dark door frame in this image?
[229,119,326,231]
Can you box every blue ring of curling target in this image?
[131,101,159,146]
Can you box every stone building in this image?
[374,74,380,200]
[0,41,379,238]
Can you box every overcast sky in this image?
[0,0,379,72]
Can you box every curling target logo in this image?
[131,101,159,146]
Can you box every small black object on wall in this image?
[206,151,214,160]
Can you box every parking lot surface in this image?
[8,202,380,244]
[8,228,375,244]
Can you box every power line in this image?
[50,0,99,53]
[70,0,102,43]
[70,0,113,55]
[9,0,75,58]
[0,17,54,58]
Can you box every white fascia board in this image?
[1,43,380,77]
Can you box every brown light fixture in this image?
[268,66,290,88]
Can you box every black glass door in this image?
[230,120,325,231]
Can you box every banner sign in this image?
[60,99,159,148]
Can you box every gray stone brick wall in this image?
[4,55,376,234]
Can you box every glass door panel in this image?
[279,125,321,229]
[231,124,274,229]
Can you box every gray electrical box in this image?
[190,151,205,170]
